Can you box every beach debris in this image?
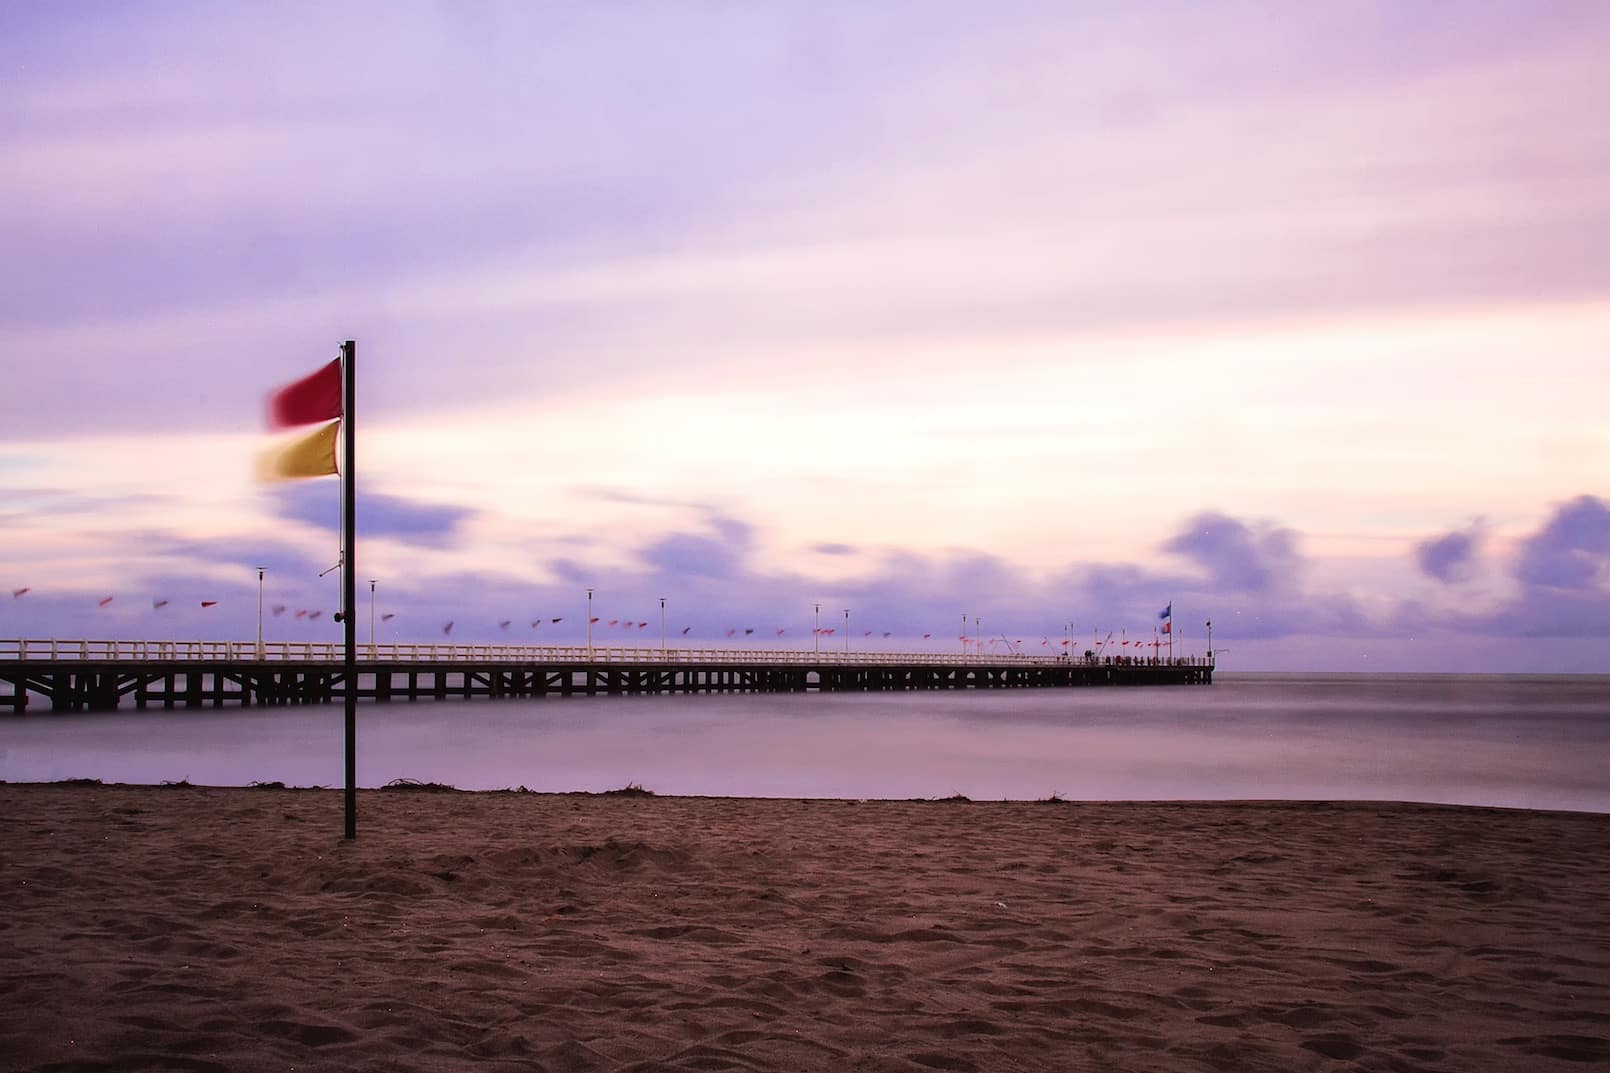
[160,778,193,788]
[248,780,287,790]
[382,778,462,793]
[601,782,655,797]
[994,901,1008,910]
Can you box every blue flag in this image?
[1158,603,1172,620]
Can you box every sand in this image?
[2,785,1608,1072]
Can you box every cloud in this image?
[1415,522,1483,583]
[638,514,752,580]
[1512,495,1610,590]
[811,542,855,556]
[268,485,474,547]
[1161,512,1300,592]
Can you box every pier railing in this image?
[0,638,1211,669]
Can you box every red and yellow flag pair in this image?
[259,358,341,481]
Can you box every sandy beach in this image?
[2,785,1607,1072]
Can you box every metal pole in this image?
[1206,620,1212,663]
[814,604,820,658]
[659,596,666,656]
[961,613,966,656]
[341,339,357,841]
[369,579,376,658]
[587,588,593,660]
[843,609,849,656]
[255,567,265,660]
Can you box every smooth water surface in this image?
[2,674,1607,811]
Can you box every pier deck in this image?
[0,640,1212,713]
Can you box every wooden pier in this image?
[0,639,1212,713]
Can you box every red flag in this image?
[608,619,618,627]
[589,617,599,624]
[1162,621,1171,634]
[200,601,217,608]
[268,359,342,429]
[681,626,691,636]
[153,599,169,609]
[97,596,114,607]
[551,617,563,623]
[923,633,931,639]
[638,621,648,629]
[12,587,29,598]
[295,609,308,619]
[776,628,785,636]
[309,610,322,620]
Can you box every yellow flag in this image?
[258,419,340,482]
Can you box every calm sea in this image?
[2,674,1607,812]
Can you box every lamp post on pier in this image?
[586,588,594,661]
[1206,620,1212,664]
[369,580,377,658]
[814,604,821,658]
[255,567,265,660]
[843,609,850,656]
[660,597,666,656]
[961,613,967,656]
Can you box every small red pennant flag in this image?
[309,610,322,620]
[681,626,691,635]
[97,596,114,607]
[295,610,308,619]
[12,587,29,598]
[200,601,217,608]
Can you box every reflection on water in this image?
[2,674,1608,812]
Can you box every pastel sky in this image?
[3,2,1608,671]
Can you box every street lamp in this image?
[255,567,266,660]
[369,580,377,658]
[814,603,821,659]
[843,609,850,656]
[587,587,594,660]
[961,613,967,656]
[1206,620,1213,663]
[660,596,666,656]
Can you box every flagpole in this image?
[341,339,357,841]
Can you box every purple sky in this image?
[2,2,1608,670]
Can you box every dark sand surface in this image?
[2,785,1608,1072]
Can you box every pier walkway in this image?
[0,639,1213,713]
